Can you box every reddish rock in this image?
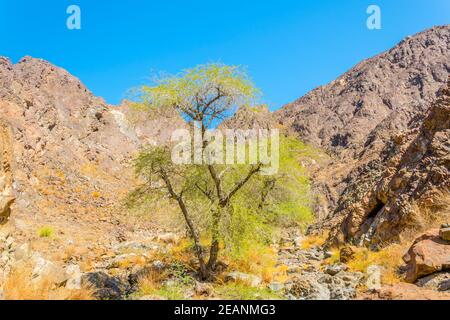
[403,229,450,283]
[364,283,450,300]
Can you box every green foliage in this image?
[129,63,319,277]
[139,63,259,124]
[38,226,54,238]
[215,283,283,300]
[222,136,315,257]
[154,285,186,300]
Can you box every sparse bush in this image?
[300,233,328,250]
[347,244,406,284]
[38,226,54,238]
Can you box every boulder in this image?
[416,272,450,292]
[289,275,331,300]
[339,246,355,263]
[194,282,213,296]
[368,283,450,300]
[440,227,450,241]
[65,264,82,290]
[268,282,285,292]
[225,272,262,287]
[403,229,450,283]
[324,263,348,276]
[31,254,67,285]
[366,265,382,290]
[81,271,130,300]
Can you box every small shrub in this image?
[300,233,328,250]
[38,226,54,238]
[92,191,101,198]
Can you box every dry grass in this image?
[225,245,278,284]
[300,233,328,250]
[347,244,407,285]
[402,190,450,241]
[2,267,95,300]
[136,269,167,296]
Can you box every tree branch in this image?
[220,163,262,207]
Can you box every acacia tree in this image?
[130,64,273,279]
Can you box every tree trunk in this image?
[160,171,210,280]
[206,206,223,273]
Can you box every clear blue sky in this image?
[1,0,449,110]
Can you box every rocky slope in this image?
[274,25,450,244]
[327,79,449,246]
[0,119,14,224]
[0,56,184,249]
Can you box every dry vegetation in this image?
[2,266,94,300]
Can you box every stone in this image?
[403,229,450,282]
[225,272,262,288]
[268,282,285,292]
[194,282,213,296]
[339,246,355,263]
[324,263,348,276]
[289,275,331,300]
[157,233,179,244]
[367,283,450,300]
[0,120,14,225]
[152,260,165,270]
[31,254,68,285]
[14,243,31,261]
[65,264,82,290]
[415,272,450,292]
[366,265,382,290]
[81,271,130,300]
[138,295,165,300]
[439,227,450,241]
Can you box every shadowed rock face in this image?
[327,77,450,246]
[0,120,14,224]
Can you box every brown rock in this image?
[440,227,450,241]
[339,246,355,263]
[270,26,450,245]
[403,229,450,283]
[0,119,14,224]
[366,283,450,300]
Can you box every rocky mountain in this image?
[0,56,184,247]
[0,25,448,300]
[274,25,449,244]
[328,78,449,246]
[276,25,449,158]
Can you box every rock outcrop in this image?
[366,282,450,300]
[0,56,184,248]
[273,26,449,245]
[402,229,450,283]
[276,26,449,158]
[0,120,14,224]
[327,77,450,245]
